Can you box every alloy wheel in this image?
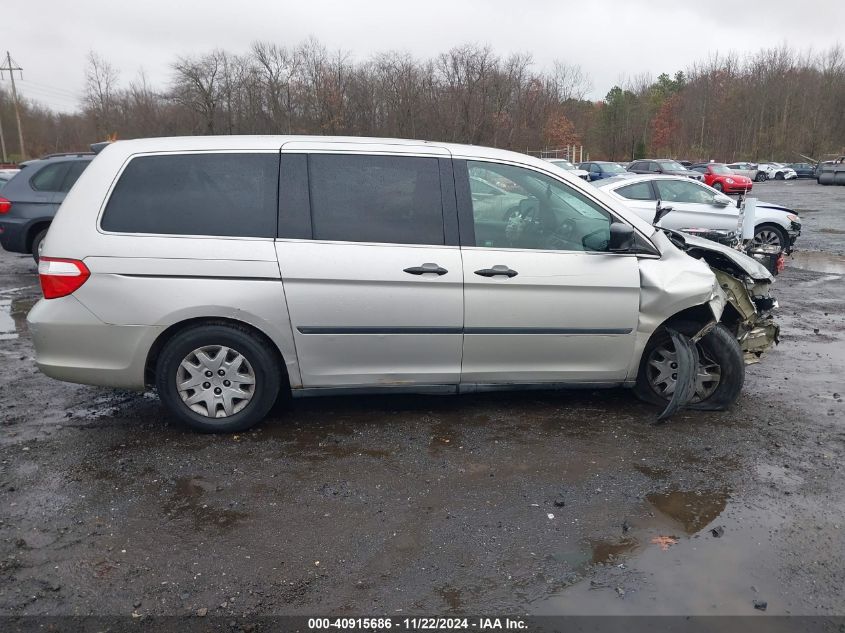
[753,229,783,250]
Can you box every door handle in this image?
[474,265,518,278]
[403,263,448,276]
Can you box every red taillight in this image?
[38,257,90,299]
[0,197,11,214]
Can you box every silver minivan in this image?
[28,136,779,432]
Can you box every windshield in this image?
[550,160,575,170]
[710,164,732,175]
[602,163,627,174]
[658,160,685,171]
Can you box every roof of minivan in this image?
[97,135,553,168]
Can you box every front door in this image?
[275,146,464,388]
[456,160,641,384]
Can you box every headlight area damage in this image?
[679,233,780,363]
[638,231,779,421]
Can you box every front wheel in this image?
[753,224,787,252]
[713,181,724,192]
[774,171,785,180]
[755,172,767,182]
[634,322,744,411]
[155,324,281,433]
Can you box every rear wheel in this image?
[155,324,281,433]
[753,223,787,252]
[31,228,48,263]
[634,322,744,411]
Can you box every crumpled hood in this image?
[678,233,774,281]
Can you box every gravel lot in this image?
[0,180,843,617]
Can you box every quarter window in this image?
[308,154,444,245]
[101,153,278,237]
[466,161,612,252]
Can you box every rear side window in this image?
[31,163,70,192]
[101,153,278,237]
[308,154,444,245]
[616,181,655,201]
[60,161,89,193]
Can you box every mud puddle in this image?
[0,298,15,340]
[787,252,845,275]
[0,291,37,341]
[533,490,790,615]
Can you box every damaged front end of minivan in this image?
[677,231,780,363]
[636,229,779,420]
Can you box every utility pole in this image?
[0,52,25,160]
[0,93,7,163]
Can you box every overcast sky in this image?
[3,0,842,113]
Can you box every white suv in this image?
[28,136,779,432]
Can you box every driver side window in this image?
[466,161,613,252]
[654,179,716,205]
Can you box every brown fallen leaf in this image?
[651,535,678,551]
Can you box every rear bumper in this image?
[27,295,161,390]
[0,217,32,253]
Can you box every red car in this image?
[690,163,753,194]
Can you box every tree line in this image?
[1,39,843,163]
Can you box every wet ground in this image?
[0,180,843,617]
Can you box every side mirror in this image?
[713,196,731,207]
[653,200,674,225]
[609,223,636,252]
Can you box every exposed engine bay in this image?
[644,229,780,421]
[672,230,780,363]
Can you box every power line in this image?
[18,86,81,108]
[18,78,83,99]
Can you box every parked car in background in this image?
[469,176,525,220]
[0,154,93,261]
[544,158,590,180]
[786,162,816,178]
[27,136,780,431]
[726,162,765,182]
[596,174,801,252]
[577,161,628,181]
[757,162,797,180]
[690,163,753,194]
[0,169,20,190]
[817,157,845,185]
[626,159,704,181]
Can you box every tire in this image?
[713,181,723,192]
[634,321,744,411]
[754,172,767,182]
[31,228,48,263]
[155,324,282,433]
[774,171,785,180]
[752,223,787,252]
